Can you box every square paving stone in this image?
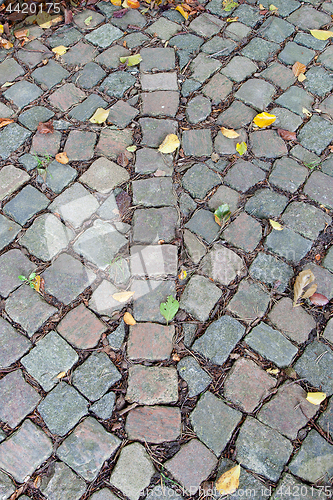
[242,38,279,62]
[257,383,317,440]
[0,249,34,298]
[214,128,247,156]
[261,62,296,90]
[235,79,275,111]
[220,56,257,83]
[111,8,146,29]
[177,356,212,397]
[132,177,176,207]
[75,61,106,90]
[110,442,155,500]
[224,357,276,413]
[57,417,121,481]
[259,16,295,43]
[20,213,74,261]
[0,419,53,483]
[0,470,15,499]
[217,459,272,499]
[62,41,97,66]
[222,212,262,252]
[74,9,105,30]
[202,73,233,104]
[42,160,77,194]
[107,100,138,128]
[96,192,120,222]
[180,194,197,218]
[69,94,107,122]
[0,102,14,118]
[207,185,240,213]
[304,171,333,209]
[16,40,52,68]
[132,279,176,323]
[140,47,175,72]
[193,315,245,366]
[72,352,121,401]
[190,53,221,83]
[40,461,86,500]
[5,285,57,337]
[270,157,308,192]
[164,439,217,495]
[0,316,31,369]
[298,115,333,155]
[323,248,333,274]
[80,157,129,193]
[18,106,55,131]
[101,72,136,98]
[318,397,333,438]
[278,41,315,66]
[182,129,212,157]
[265,227,312,264]
[132,207,178,244]
[200,37,236,58]
[182,163,221,199]
[268,297,316,344]
[19,153,38,171]
[48,83,86,111]
[185,208,220,244]
[125,405,181,444]
[141,91,179,118]
[130,244,178,277]
[200,243,245,285]
[245,322,298,368]
[122,32,149,48]
[96,128,133,160]
[272,475,320,500]
[4,79,42,109]
[89,279,131,317]
[127,323,174,360]
[0,369,41,428]
[21,330,78,391]
[190,391,242,456]
[275,86,314,116]
[32,60,69,89]
[320,95,333,118]
[227,280,270,324]
[318,45,333,70]
[287,5,331,29]
[126,365,178,405]
[42,253,96,305]
[260,0,300,17]
[224,159,265,193]
[180,275,222,322]
[250,130,288,158]
[282,201,331,240]
[3,185,50,226]
[189,13,224,38]
[249,252,293,292]
[294,31,328,51]
[95,44,130,68]
[217,100,256,129]
[294,340,333,395]
[57,303,107,350]
[304,66,333,97]
[30,129,61,157]
[290,144,320,165]
[146,17,180,40]
[0,215,20,251]
[90,392,116,420]
[235,417,293,482]
[0,123,31,160]
[181,78,201,96]
[47,25,82,47]
[289,429,333,484]
[139,118,177,148]
[50,183,98,228]
[38,382,88,436]
[0,58,24,86]
[140,72,178,91]
[224,21,251,40]
[233,4,261,26]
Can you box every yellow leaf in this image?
[0,118,14,129]
[253,112,276,128]
[306,392,326,405]
[293,269,317,307]
[259,3,264,8]
[123,312,136,325]
[1,82,15,88]
[0,25,4,34]
[221,126,240,139]
[236,142,247,155]
[112,291,135,303]
[178,269,187,280]
[89,107,110,124]
[292,61,306,77]
[119,54,142,66]
[298,73,306,82]
[0,38,13,49]
[158,134,180,153]
[269,4,278,10]
[175,5,189,19]
[266,368,279,375]
[226,17,238,22]
[310,29,333,41]
[36,11,53,28]
[56,371,67,379]
[55,152,69,164]
[302,107,312,117]
[84,15,93,25]
[269,219,283,231]
[52,45,67,56]
[216,465,241,496]
[111,0,122,4]
[32,275,41,292]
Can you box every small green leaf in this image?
[119,54,142,67]
[223,0,238,11]
[160,295,179,324]
[84,15,93,25]
[29,272,36,280]
[214,203,231,222]
[18,275,27,281]
[236,141,247,156]
[126,145,137,152]
[30,283,35,288]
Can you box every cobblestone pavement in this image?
[1,0,333,499]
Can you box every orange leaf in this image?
[0,37,13,49]
[37,120,54,134]
[127,0,140,7]
[123,312,136,325]
[292,61,306,77]
[14,28,29,39]
[277,129,297,141]
[55,152,69,164]
[0,118,14,129]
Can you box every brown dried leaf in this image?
[55,152,69,164]
[64,9,73,24]
[277,129,297,141]
[292,61,306,77]
[37,120,54,134]
[116,191,131,217]
[216,465,241,496]
[0,118,14,129]
[117,152,129,167]
[14,28,29,39]
[293,269,316,307]
[309,292,329,306]
[302,283,317,300]
[123,312,136,325]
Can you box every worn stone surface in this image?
[224,159,265,192]
[223,212,262,252]
[249,252,293,292]
[182,163,220,199]
[185,209,220,244]
[127,323,174,360]
[133,207,178,244]
[177,356,212,397]
[180,275,222,322]
[133,177,176,207]
[282,201,331,240]
[126,405,181,443]
[57,303,107,349]
[294,341,333,395]
[0,316,31,369]
[265,227,312,263]
[200,243,245,285]
[268,297,316,344]
[126,365,178,405]
[40,462,86,500]
[227,280,270,324]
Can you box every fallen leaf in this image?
[37,120,54,134]
[266,368,279,375]
[112,291,135,303]
[126,145,137,152]
[178,269,187,280]
[55,152,69,164]
[117,152,129,167]
[14,28,29,38]
[123,312,136,325]
[89,107,109,124]
[269,219,283,230]
[113,8,129,18]
[0,118,14,129]
[226,16,238,22]
[277,129,297,141]
[315,254,321,262]
[32,275,41,292]
[293,269,317,307]
[269,4,278,10]
[214,203,231,226]
[310,29,333,41]
[259,3,264,8]
[52,45,67,56]
[306,392,326,405]
[119,54,142,66]
[64,9,73,24]
[223,0,238,12]
[236,141,247,155]
[292,61,306,77]
[36,11,53,28]
[1,82,15,87]
[158,134,180,153]
[0,24,3,34]
[127,0,140,7]
[111,0,122,4]
[302,107,312,117]
[175,5,189,19]
[298,73,306,82]
[56,371,67,379]
[84,15,93,25]
[221,126,240,138]
[160,295,179,324]
[172,353,181,362]
[253,112,276,128]
[0,37,13,49]
[216,465,241,496]
[309,293,329,306]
